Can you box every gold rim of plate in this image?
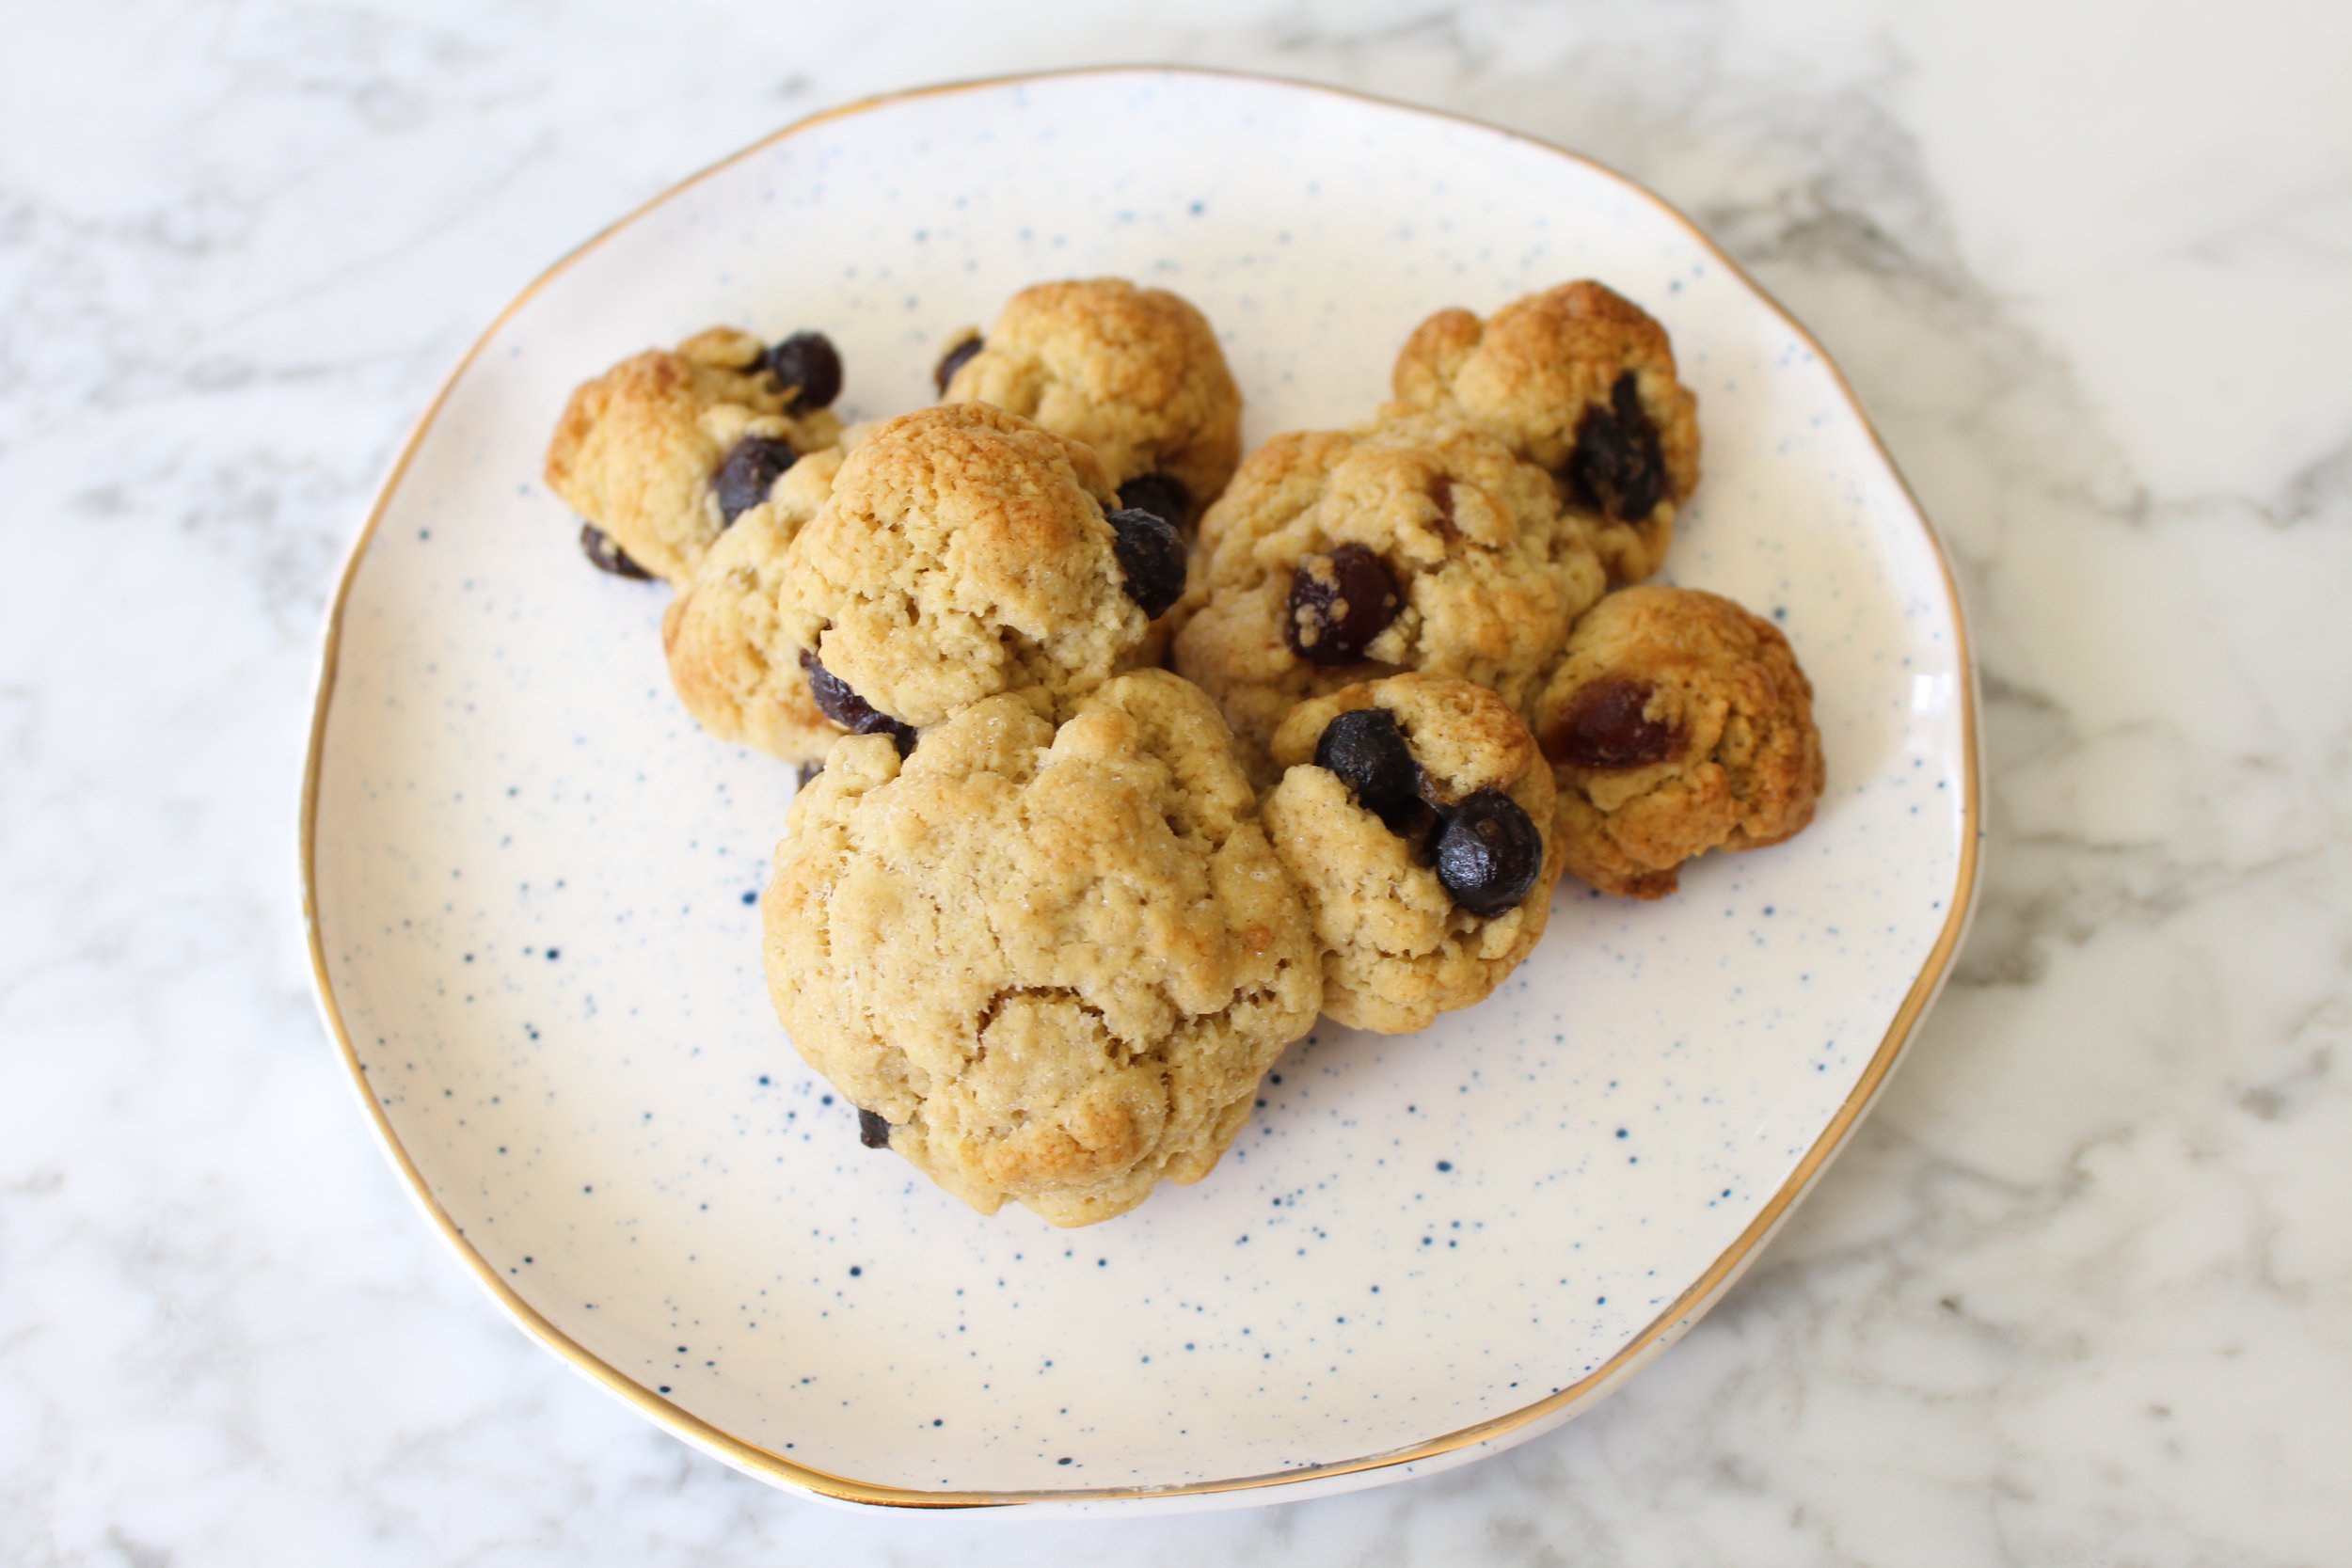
[298,65,1984,1511]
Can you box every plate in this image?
[303,68,1978,1514]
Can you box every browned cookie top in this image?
[763,672,1321,1227]
[1391,281,1699,584]
[545,326,843,584]
[943,277,1243,531]
[1531,586,1823,899]
[1173,411,1605,783]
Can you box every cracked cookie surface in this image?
[544,326,843,584]
[1173,411,1605,782]
[1532,586,1824,898]
[1390,281,1698,583]
[664,403,1158,763]
[762,672,1322,1226]
[1263,674,1562,1034]
[942,278,1242,531]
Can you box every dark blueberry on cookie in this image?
[857,1108,891,1148]
[1432,790,1544,916]
[1544,676,1680,769]
[1314,707,1422,831]
[1286,545,1402,665]
[934,334,983,396]
[578,521,653,579]
[766,331,842,410]
[1566,372,1669,524]
[1107,506,1186,618]
[714,436,801,526]
[799,649,871,726]
[1117,472,1191,531]
[799,649,917,756]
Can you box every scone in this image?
[663,403,1184,764]
[544,326,845,584]
[1390,282,1698,583]
[1172,412,1606,783]
[1531,586,1824,898]
[763,672,1323,1226]
[939,278,1243,531]
[1262,675,1563,1035]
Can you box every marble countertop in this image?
[6,1,2347,1562]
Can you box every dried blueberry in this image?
[1431,790,1544,916]
[799,649,916,755]
[1117,472,1190,531]
[713,436,800,526]
[934,334,983,396]
[579,521,652,579]
[858,1108,891,1148]
[1314,707,1422,831]
[1565,372,1668,523]
[1285,545,1401,665]
[1544,676,1679,769]
[1107,506,1186,618]
[766,331,842,410]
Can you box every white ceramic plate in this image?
[304,68,1978,1514]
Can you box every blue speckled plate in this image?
[303,69,1979,1514]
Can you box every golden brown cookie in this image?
[942,278,1243,530]
[1390,282,1698,583]
[1531,586,1823,898]
[782,403,1158,730]
[544,327,844,584]
[1172,412,1605,783]
[660,443,850,760]
[1262,674,1563,1034]
[762,672,1323,1227]
[663,404,1169,763]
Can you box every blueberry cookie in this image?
[1172,412,1606,783]
[1261,674,1562,1034]
[1390,282,1699,583]
[663,403,1180,763]
[939,278,1243,531]
[659,440,851,760]
[1532,586,1824,898]
[763,672,1323,1226]
[544,326,846,584]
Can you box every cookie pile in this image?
[543,277,1823,1227]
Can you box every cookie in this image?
[1171,412,1606,783]
[659,442,851,760]
[1531,586,1824,898]
[1262,674,1563,1034]
[781,403,1161,729]
[1390,282,1699,583]
[545,326,845,584]
[664,403,1168,763]
[941,278,1243,531]
[762,672,1323,1227]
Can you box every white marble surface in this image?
[4,0,2347,1561]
